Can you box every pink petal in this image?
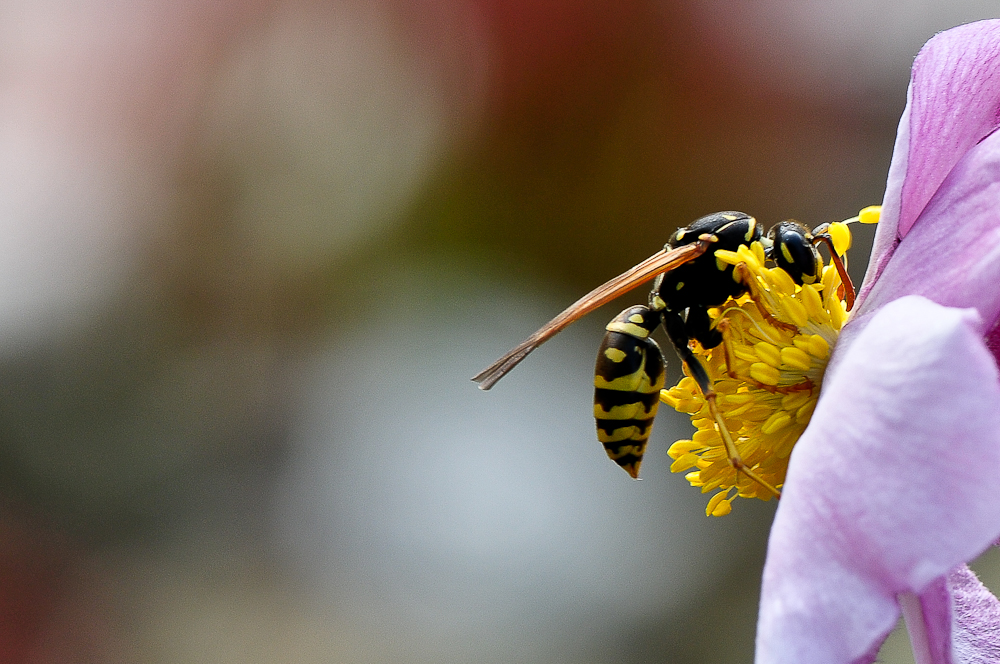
[756,296,1000,664]
[909,565,1000,664]
[862,90,910,304]
[860,20,1000,303]
[844,127,1000,364]
[894,20,1000,240]
[986,322,1000,369]
[946,565,1000,663]
[914,575,952,664]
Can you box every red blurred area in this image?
[0,508,74,663]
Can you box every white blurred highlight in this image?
[0,1,196,345]
[0,0,488,346]
[0,124,150,341]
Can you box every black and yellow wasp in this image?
[472,212,852,492]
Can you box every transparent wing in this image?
[472,240,709,390]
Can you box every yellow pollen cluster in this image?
[660,221,859,517]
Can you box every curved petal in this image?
[911,575,952,664]
[946,565,1000,663]
[842,127,1000,365]
[859,20,1000,305]
[896,20,1000,240]
[756,296,1000,664]
[860,88,909,306]
[913,565,1000,664]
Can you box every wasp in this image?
[472,212,853,496]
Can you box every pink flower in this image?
[757,21,1000,664]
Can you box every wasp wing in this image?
[472,240,709,390]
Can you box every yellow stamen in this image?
[660,209,871,516]
[706,491,733,517]
[826,222,852,255]
[858,205,881,224]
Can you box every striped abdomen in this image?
[594,306,665,478]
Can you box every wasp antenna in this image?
[811,234,855,311]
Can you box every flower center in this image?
[660,208,878,516]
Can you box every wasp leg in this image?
[714,317,739,379]
[811,234,855,311]
[684,304,722,348]
[684,304,736,379]
[662,309,781,499]
[732,263,798,334]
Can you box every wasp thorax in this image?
[669,212,759,251]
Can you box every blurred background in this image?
[0,1,997,662]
